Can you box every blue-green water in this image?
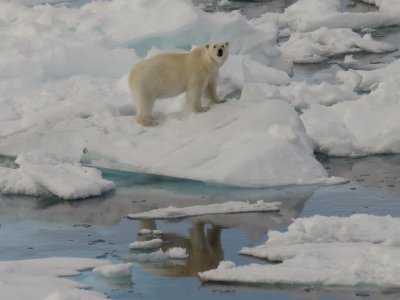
[2,156,400,299]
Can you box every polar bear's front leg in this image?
[206,73,226,104]
[187,85,209,113]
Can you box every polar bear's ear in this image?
[206,44,210,49]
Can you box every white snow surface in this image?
[128,200,281,220]
[200,214,400,287]
[93,263,133,278]
[0,0,350,189]
[0,257,110,300]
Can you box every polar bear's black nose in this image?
[218,48,223,57]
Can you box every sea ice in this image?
[0,151,115,199]
[128,238,163,250]
[93,263,133,278]
[302,60,400,156]
[0,257,109,300]
[199,214,400,287]
[281,27,397,63]
[0,0,346,189]
[278,0,400,32]
[127,200,281,220]
[166,247,189,259]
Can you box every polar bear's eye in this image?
[213,45,217,48]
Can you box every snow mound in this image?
[0,151,115,199]
[93,263,133,278]
[281,27,396,63]
[128,200,281,220]
[0,257,109,300]
[200,214,400,287]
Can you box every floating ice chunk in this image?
[124,249,168,262]
[281,27,397,63]
[138,229,153,235]
[166,247,188,259]
[138,229,163,235]
[0,257,109,300]
[337,59,400,92]
[93,263,133,278]
[128,238,163,250]
[0,151,115,199]
[217,0,231,7]
[128,201,281,220]
[200,215,400,287]
[0,167,47,196]
[343,55,358,66]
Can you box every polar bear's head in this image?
[206,41,229,65]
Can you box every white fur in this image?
[128,41,229,126]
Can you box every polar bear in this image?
[128,41,229,126]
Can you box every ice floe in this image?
[125,247,189,262]
[199,214,400,287]
[93,263,133,278]
[128,200,281,220]
[0,151,115,199]
[129,238,163,250]
[0,257,109,300]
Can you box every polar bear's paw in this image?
[136,115,159,127]
[195,106,210,113]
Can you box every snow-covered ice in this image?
[128,238,163,250]
[0,0,350,190]
[93,263,133,278]
[279,0,400,32]
[138,229,163,235]
[199,214,400,287]
[167,247,189,259]
[125,247,188,262]
[0,257,109,300]
[128,200,281,220]
[281,27,397,63]
[302,59,400,156]
[0,151,115,199]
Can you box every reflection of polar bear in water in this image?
[128,41,229,126]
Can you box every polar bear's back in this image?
[129,52,191,99]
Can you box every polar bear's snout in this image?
[217,48,223,57]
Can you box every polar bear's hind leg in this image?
[134,89,158,127]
